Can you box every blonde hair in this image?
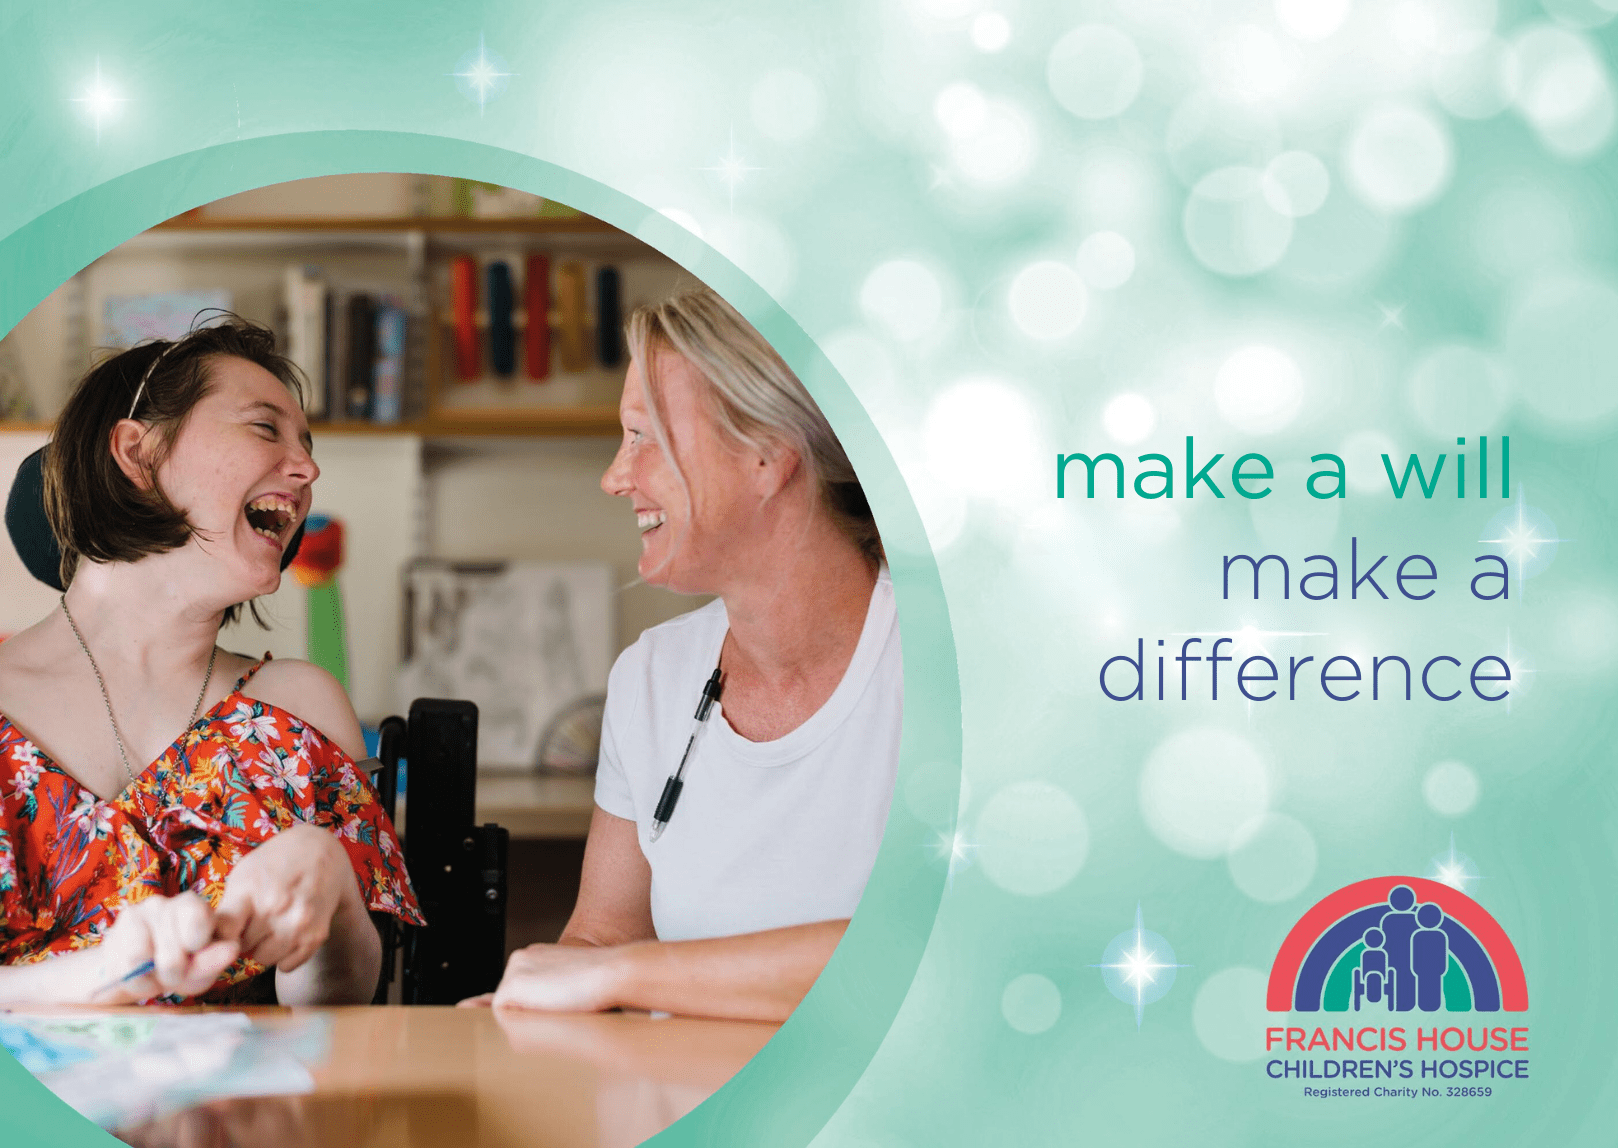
[626,286,882,564]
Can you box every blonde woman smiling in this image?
[479,287,900,1022]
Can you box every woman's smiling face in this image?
[601,351,762,594]
[148,355,317,600]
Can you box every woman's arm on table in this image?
[217,823,381,1006]
[496,918,848,1022]
[0,892,240,1004]
[483,806,847,1022]
[556,805,657,947]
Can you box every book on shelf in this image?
[371,301,408,424]
[344,293,376,421]
[282,264,328,418]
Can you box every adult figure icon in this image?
[1378,885,1421,1012]
[1412,902,1450,1012]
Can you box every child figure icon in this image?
[1352,927,1392,1012]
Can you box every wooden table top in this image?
[97,1006,778,1148]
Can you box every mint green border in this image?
[0,132,962,1147]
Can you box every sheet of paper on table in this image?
[0,1010,330,1130]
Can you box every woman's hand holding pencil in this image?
[87,892,242,1003]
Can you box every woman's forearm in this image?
[0,948,100,1004]
[273,877,381,1005]
[609,920,848,1022]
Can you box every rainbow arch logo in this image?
[1267,877,1528,1014]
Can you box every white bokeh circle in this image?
[1007,260,1088,339]
[972,11,1012,52]
[1183,166,1294,277]
[1274,0,1351,40]
[950,98,1036,185]
[859,260,943,342]
[1344,102,1454,214]
[1503,272,1618,432]
[1048,25,1144,119]
[1261,151,1330,217]
[1204,24,1301,104]
[1512,26,1615,159]
[1140,728,1270,859]
[1423,760,1480,816]
[1408,343,1511,436]
[1407,0,1500,54]
[1227,814,1318,903]
[924,378,1044,499]
[1103,393,1156,444]
[1076,230,1136,289]
[1166,95,1284,184]
[1552,588,1618,671]
[1432,37,1521,120]
[1193,968,1270,1062]
[1214,345,1305,434]
[1002,973,1062,1034]
[934,82,987,137]
[975,780,1090,895]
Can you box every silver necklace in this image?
[59,595,218,788]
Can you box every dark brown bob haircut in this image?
[42,315,304,606]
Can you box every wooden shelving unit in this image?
[0,407,623,439]
[153,214,623,236]
[6,211,639,439]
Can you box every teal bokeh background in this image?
[5,0,1618,1143]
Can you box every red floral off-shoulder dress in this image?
[0,661,423,1001]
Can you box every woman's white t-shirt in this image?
[593,569,902,941]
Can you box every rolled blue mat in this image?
[488,260,515,376]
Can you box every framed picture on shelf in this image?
[396,559,612,772]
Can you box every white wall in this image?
[425,438,708,663]
[0,430,60,639]
[218,433,422,722]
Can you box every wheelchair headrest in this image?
[5,445,305,592]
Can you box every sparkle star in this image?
[1430,833,1482,894]
[1496,629,1537,715]
[926,827,977,887]
[1093,905,1190,1029]
[450,35,515,115]
[1376,301,1406,330]
[71,57,126,145]
[1480,487,1570,594]
[701,129,762,212]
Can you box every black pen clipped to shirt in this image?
[649,663,724,842]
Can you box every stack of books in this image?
[283,265,422,425]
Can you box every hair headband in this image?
[127,340,181,421]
